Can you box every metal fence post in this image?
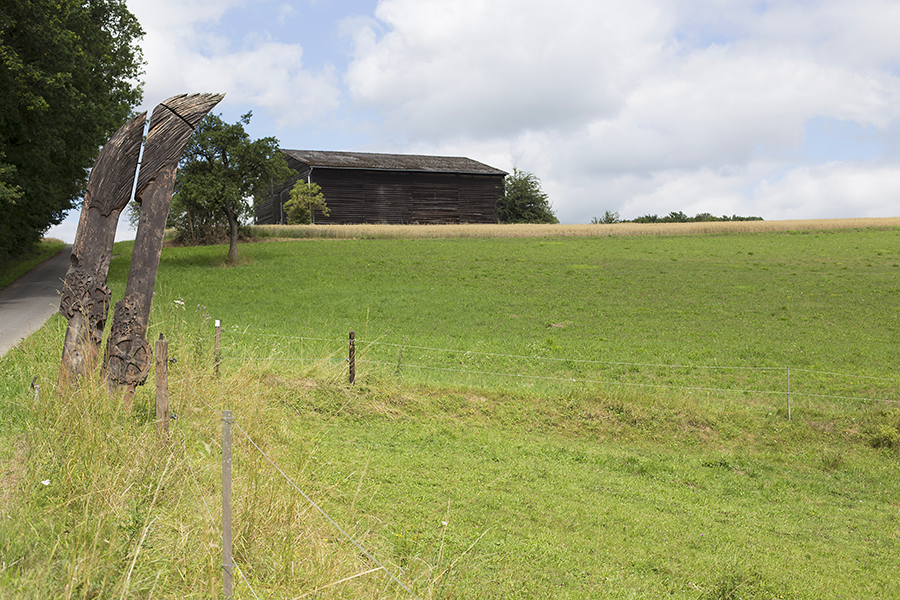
[222,410,233,599]
[349,331,356,385]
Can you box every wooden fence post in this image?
[155,334,169,436]
[349,331,356,385]
[222,410,233,599]
[215,319,222,378]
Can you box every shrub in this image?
[284,180,329,224]
[496,168,558,224]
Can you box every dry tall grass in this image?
[0,318,428,599]
[252,217,900,241]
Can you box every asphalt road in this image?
[0,246,72,357]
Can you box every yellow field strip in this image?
[252,216,900,240]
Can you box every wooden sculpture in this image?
[58,113,146,387]
[59,93,224,404]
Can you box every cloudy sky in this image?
[48,0,900,242]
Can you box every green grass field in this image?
[0,239,66,290]
[2,224,899,599]
[144,226,900,405]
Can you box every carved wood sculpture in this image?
[104,93,224,405]
[58,92,223,401]
[58,113,147,387]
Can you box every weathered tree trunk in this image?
[58,113,146,390]
[104,93,223,404]
[226,205,240,264]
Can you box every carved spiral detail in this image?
[59,269,91,319]
[59,268,111,344]
[106,297,150,386]
[106,334,152,386]
[109,298,140,338]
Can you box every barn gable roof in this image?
[282,150,507,176]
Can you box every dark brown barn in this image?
[255,150,507,225]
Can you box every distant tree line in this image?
[591,211,763,224]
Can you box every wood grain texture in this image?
[58,113,146,388]
[135,93,225,196]
[257,151,505,225]
[105,93,223,398]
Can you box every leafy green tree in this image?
[662,211,688,223]
[0,158,22,206]
[496,168,558,224]
[284,180,329,224]
[591,210,620,224]
[171,112,295,263]
[0,0,144,262]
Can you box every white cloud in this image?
[346,0,665,139]
[127,0,341,125]
[753,161,900,219]
[47,0,898,244]
[343,0,900,223]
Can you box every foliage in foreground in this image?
[1,315,420,599]
[0,0,144,263]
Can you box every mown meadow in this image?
[1,222,899,599]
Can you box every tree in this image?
[496,168,558,224]
[591,210,620,224]
[0,158,22,206]
[0,0,144,262]
[171,112,295,263]
[284,180,329,224]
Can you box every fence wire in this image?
[224,328,898,383]
[154,325,898,598]
[211,328,899,406]
[170,359,421,599]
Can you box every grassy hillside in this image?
[1,223,899,599]
[0,239,66,290]
[149,223,899,404]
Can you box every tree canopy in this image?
[170,112,295,263]
[496,168,558,224]
[0,0,144,262]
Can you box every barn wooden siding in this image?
[255,151,506,225]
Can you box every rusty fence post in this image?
[215,319,222,377]
[155,334,169,436]
[349,331,356,385]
